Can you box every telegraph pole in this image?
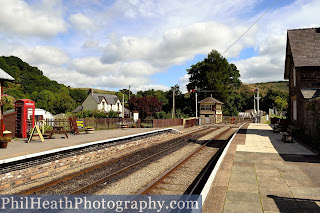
[254,94,256,122]
[255,86,261,123]
[122,94,125,121]
[172,87,175,118]
[128,85,131,100]
[195,86,198,120]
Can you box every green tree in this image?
[69,88,87,106]
[261,89,288,112]
[31,90,57,114]
[186,50,242,115]
[54,88,76,114]
[274,96,288,111]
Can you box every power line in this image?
[222,0,281,56]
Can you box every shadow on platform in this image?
[267,195,320,213]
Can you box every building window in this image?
[102,102,105,110]
[201,105,213,111]
[293,100,297,120]
[117,103,120,111]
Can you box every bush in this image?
[43,125,53,133]
[75,110,108,118]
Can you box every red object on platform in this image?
[15,99,35,138]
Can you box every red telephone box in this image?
[15,99,35,138]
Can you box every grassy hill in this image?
[239,81,289,96]
[76,88,117,95]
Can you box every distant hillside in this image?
[0,56,87,114]
[0,56,65,97]
[239,81,289,95]
[77,88,117,95]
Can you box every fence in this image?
[152,119,183,128]
[36,117,184,131]
[184,118,197,128]
[37,118,134,131]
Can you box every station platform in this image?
[0,126,185,162]
[203,123,320,213]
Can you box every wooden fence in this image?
[37,117,184,131]
[152,119,183,128]
[184,118,197,128]
[38,118,134,131]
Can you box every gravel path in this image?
[95,127,232,195]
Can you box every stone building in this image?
[284,27,320,136]
[198,96,223,124]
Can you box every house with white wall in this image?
[76,89,128,117]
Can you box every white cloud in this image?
[235,56,284,84]
[71,56,157,77]
[71,57,117,76]
[178,74,190,93]
[97,75,151,89]
[134,85,170,92]
[37,64,96,88]
[0,0,67,37]
[69,13,96,32]
[82,40,99,48]
[10,46,70,66]
[231,0,320,83]
[101,21,255,68]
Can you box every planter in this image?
[3,130,12,142]
[271,117,279,124]
[85,128,95,134]
[0,141,8,148]
[120,124,128,130]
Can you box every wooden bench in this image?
[273,124,281,133]
[47,126,68,139]
[280,131,293,143]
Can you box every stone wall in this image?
[304,98,320,146]
[0,143,127,192]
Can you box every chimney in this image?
[88,88,93,95]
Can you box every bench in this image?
[280,131,293,143]
[47,126,69,139]
[273,124,281,133]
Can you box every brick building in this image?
[284,28,320,136]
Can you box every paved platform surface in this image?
[203,123,320,213]
[0,126,185,161]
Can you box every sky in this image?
[0,0,320,93]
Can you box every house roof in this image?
[300,89,320,99]
[198,97,224,104]
[73,105,83,113]
[91,93,119,105]
[0,68,14,81]
[285,28,320,78]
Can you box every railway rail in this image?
[138,127,234,195]
[19,126,220,195]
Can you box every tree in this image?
[129,96,162,119]
[69,88,87,107]
[261,89,288,112]
[186,50,242,115]
[31,90,57,114]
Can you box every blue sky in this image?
[1,0,320,93]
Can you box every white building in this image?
[34,108,55,120]
[75,89,129,117]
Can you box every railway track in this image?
[138,127,234,195]
[19,126,221,195]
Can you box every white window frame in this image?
[293,68,296,87]
[293,100,297,120]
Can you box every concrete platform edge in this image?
[0,128,179,165]
[200,123,245,205]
